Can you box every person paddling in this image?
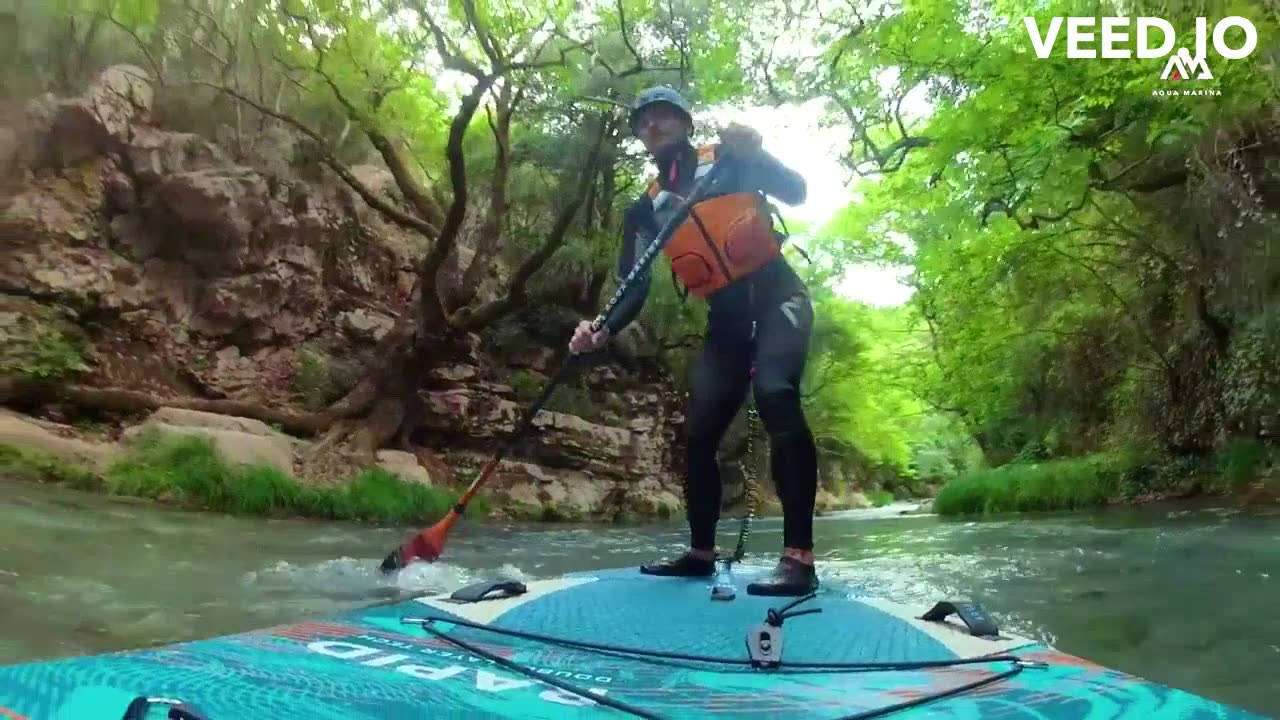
[568,86,820,597]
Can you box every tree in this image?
[18,0,774,476]
[11,0,1275,492]
[797,0,1279,462]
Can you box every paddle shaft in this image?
[419,156,734,528]
[447,355,577,515]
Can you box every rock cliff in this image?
[2,65,690,522]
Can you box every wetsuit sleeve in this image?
[737,147,807,206]
[602,199,655,336]
[602,266,652,336]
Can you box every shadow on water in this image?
[1,478,1277,716]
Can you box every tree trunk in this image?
[293,318,457,483]
[0,379,330,436]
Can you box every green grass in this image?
[1215,439,1274,490]
[307,466,485,523]
[293,346,335,411]
[868,489,895,507]
[2,431,484,524]
[934,455,1124,516]
[0,443,99,490]
[0,301,88,383]
[509,369,543,403]
[934,442,1279,517]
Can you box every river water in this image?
[1,477,1277,717]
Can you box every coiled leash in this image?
[711,353,762,602]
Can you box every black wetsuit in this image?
[605,140,819,558]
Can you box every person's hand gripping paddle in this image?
[379,154,733,573]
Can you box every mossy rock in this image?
[0,298,89,383]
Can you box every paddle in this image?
[379,152,734,573]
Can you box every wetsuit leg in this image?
[744,290,819,596]
[639,322,752,577]
[749,291,817,552]
[683,328,754,551]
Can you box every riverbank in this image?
[0,407,888,525]
[934,442,1279,517]
[0,429,479,525]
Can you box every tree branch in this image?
[1041,243,1177,376]
[982,183,1091,230]
[615,0,646,75]
[452,114,609,330]
[832,93,933,176]
[410,0,485,78]
[452,81,519,310]
[416,73,501,329]
[94,9,164,84]
[278,9,447,229]
[204,82,440,237]
[461,0,504,70]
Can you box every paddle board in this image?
[0,565,1266,719]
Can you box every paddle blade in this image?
[379,513,456,573]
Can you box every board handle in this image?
[920,600,1001,638]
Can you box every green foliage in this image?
[936,441,1280,515]
[106,430,243,503]
[542,380,604,423]
[0,303,87,383]
[539,502,586,523]
[12,0,1277,514]
[633,268,709,394]
[934,456,1126,516]
[1221,310,1280,431]
[797,289,976,488]
[906,414,985,485]
[503,499,543,520]
[509,370,543,403]
[97,430,476,523]
[799,0,1279,487]
[294,346,336,411]
[0,444,99,490]
[1216,439,1274,490]
[316,467,459,524]
[868,490,894,507]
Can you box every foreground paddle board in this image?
[0,566,1266,719]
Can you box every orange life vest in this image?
[648,144,783,299]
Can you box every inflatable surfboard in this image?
[0,565,1265,719]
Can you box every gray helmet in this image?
[629,86,693,133]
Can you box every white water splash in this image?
[388,561,471,592]
[239,556,537,604]
[392,561,532,591]
[239,556,409,601]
